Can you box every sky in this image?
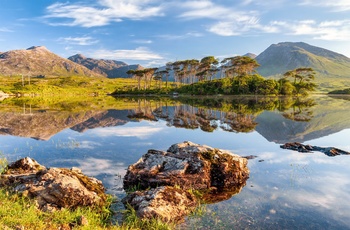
[0,0,350,67]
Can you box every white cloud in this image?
[44,0,163,27]
[88,47,163,61]
[177,0,276,36]
[0,27,13,32]
[300,0,350,11]
[93,126,164,139]
[157,32,203,40]
[58,36,99,45]
[275,19,350,41]
[132,39,153,44]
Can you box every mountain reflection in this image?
[0,95,332,142]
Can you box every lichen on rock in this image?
[122,186,198,222]
[123,141,250,222]
[0,157,106,211]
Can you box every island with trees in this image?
[114,56,317,96]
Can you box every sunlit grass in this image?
[0,188,116,230]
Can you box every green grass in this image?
[0,188,176,230]
[0,75,141,96]
[0,189,115,229]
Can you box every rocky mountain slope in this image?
[0,46,103,77]
[68,54,143,78]
[256,42,350,78]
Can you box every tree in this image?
[197,56,219,81]
[127,69,149,90]
[143,68,158,90]
[283,67,316,95]
[231,56,260,76]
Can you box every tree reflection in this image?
[124,96,316,133]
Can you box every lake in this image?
[1,95,350,229]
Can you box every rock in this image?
[124,141,249,192]
[280,142,350,157]
[0,157,106,211]
[77,215,89,226]
[123,141,249,222]
[243,155,258,160]
[122,186,197,222]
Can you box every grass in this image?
[0,188,176,230]
[0,155,175,230]
[122,205,175,230]
[0,75,141,96]
[0,189,115,229]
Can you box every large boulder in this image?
[123,141,249,221]
[0,157,106,211]
[123,141,249,192]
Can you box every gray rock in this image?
[123,141,249,191]
[1,157,106,211]
[122,186,197,222]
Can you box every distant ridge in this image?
[68,54,144,78]
[0,46,103,77]
[243,53,257,59]
[256,42,350,79]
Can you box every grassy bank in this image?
[0,187,175,230]
[0,75,140,96]
[0,188,114,229]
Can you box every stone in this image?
[280,142,350,157]
[0,157,106,211]
[123,141,250,222]
[123,141,249,192]
[77,215,89,226]
[122,186,197,222]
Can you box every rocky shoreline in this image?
[0,141,250,223]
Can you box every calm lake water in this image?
[1,95,350,229]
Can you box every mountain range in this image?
[0,46,143,78]
[0,46,103,78]
[1,42,350,85]
[68,54,143,78]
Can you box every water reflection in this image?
[0,96,318,141]
[124,96,316,134]
[1,95,350,229]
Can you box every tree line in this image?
[124,55,316,96]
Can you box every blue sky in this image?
[0,0,350,67]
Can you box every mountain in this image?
[256,42,350,79]
[68,54,144,78]
[243,53,257,59]
[0,46,103,77]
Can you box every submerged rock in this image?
[0,157,106,211]
[280,142,350,157]
[123,141,249,221]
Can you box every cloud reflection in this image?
[93,126,164,139]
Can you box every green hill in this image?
[256,42,350,91]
